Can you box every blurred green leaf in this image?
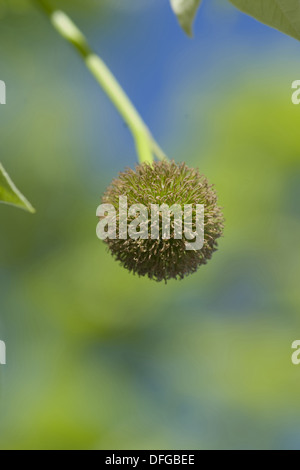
[229,0,300,41]
[170,0,202,36]
[0,162,35,213]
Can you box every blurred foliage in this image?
[0,0,157,18]
[229,0,300,41]
[170,0,202,36]
[0,0,300,450]
[0,0,101,13]
[0,162,35,212]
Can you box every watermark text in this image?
[96,197,205,251]
[292,340,300,365]
[292,80,300,105]
[0,80,6,105]
[0,340,6,365]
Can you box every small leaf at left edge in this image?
[0,162,35,213]
[170,0,202,36]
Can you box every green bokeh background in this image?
[0,0,300,450]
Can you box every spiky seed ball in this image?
[101,161,224,282]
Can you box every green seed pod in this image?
[101,161,224,282]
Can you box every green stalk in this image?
[33,0,168,165]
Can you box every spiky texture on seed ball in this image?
[101,161,224,282]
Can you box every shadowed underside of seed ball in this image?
[101,161,224,282]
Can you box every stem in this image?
[33,0,168,165]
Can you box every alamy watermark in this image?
[0,340,6,365]
[0,80,6,105]
[96,196,205,251]
[292,80,300,105]
[292,340,300,365]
